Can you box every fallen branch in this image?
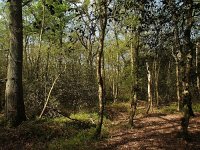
[39,74,60,118]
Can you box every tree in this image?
[171,2,181,111]
[181,0,195,138]
[0,2,9,111]
[95,0,108,138]
[129,31,139,125]
[5,0,26,126]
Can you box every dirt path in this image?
[96,111,200,150]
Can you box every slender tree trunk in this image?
[146,62,152,114]
[171,0,182,111]
[114,52,119,101]
[114,30,120,102]
[175,60,181,111]
[36,0,45,79]
[154,59,160,107]
[196,42,199,92]
[172,50,181,111]
[95,48,105,138]
[95,0,107,138]
[59,18,63,48]
[129,42,134,125]
[87,41,93,69]
[129,34,139,126]
[44,45,50,105]
[166,61,171,103]
[5,0,26,127]
[112,78,115,100]
[39,74,60,118]
[23,35,29,77]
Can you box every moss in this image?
[70,112,98,122]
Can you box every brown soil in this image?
[96,110,200,150]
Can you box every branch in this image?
[38,62,67,118]
[22,0,33,7]
[38,74,60,118]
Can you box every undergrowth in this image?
[158,103,178,114]
[0,112,109,150]
[193,103,200,112]
[1,102,199,149]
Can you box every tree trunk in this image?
[172,52,181,111]
[166,61,171,103]
[146,62,152,114]
[171,0,182,111]
[5,0,26,127]
[181,0,194,139]
[95,0,107,138]
[129,34,139,126]
[39,74,60,118]
[113,30,120,102]
[175,60,181,111]
[36,0,45,79]
[95,50,104,138]
[196,42,199,92]
[154,59,160,107]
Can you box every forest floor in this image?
[0,103,200,149]
[96,104,200,150]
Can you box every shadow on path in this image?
[97,113,200,150]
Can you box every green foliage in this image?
[0,114,6,127]
[48,128,97,150]
[1,0,200,148]
[110,102,130,112]
[192,103,200,112]
[48,123,109,150]
[70,112,98,122]
[158,103,178,114]
[156,103,200,114]
[0,111,110,149]
[18,118,73,141]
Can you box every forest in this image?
[0,0,200,149]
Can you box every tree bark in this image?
[95,0,107,138]
[129,33,139,126]
[166,61,171,103]
[196,42,199,92]
[39,74,60,118]
[169,0,183,111]
[5,0,26,127]
[172,49,181,111]
[154,59,160,107]
[146,61,153,114]
[175,60,181,111]
[113,30,120,102]
[181,0,194,139]
[36,0,45,79]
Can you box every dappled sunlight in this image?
[96,104,200,150]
